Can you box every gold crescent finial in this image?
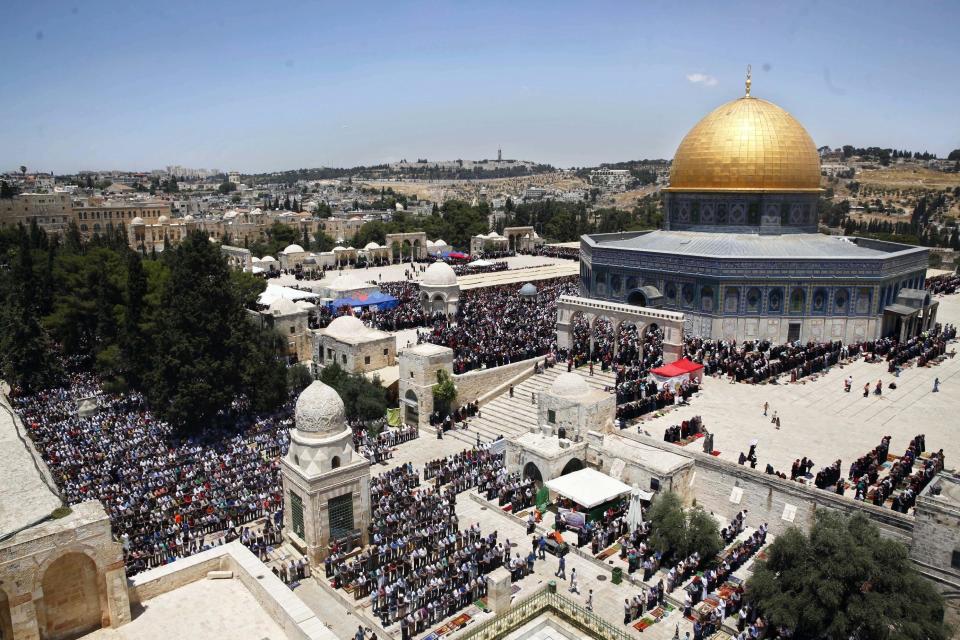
[745,64,752,97]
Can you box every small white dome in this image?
[325,315,370,340]
[249,208,262,215]
[260,255,277,262]
[282,244,305,254]
[295,381,346,435]
[434,239,446,246]
[131,216,145,226]
[183,214,195,222]
[224,210,238,219]
[333,245,346,252]
[269,297,300,315]
[157,215,169,224]
[422,261,457,287]
[550,373,590,398]
[426,240,436,247]
[251,257,262,263]
[364,242,380,250]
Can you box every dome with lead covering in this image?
[550,373,590,398]
[295,381,347,435]
[422,261,457,287]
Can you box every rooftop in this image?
[590,230,923,259]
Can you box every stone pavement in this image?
[87,578,287,640]
[0,385,63,538]
[640,293,960,479]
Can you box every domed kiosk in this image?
[281,380,370,564]
[420,261,460,316]
[314,314,396,374]
[581,69,931,344]
[537,372,615,442]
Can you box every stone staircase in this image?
[445,365,616,446]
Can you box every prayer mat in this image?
[511,584,521,595]
[450,614,471,628]
[649,606,666,619]
[515,510,530,519]
[710,450,722,456]
[634,618,655,631]
[755,550,768,562]
[421,634,439,640]
[596,543,620,560]
[473,598,489,612]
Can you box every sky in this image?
[1,1,958,174]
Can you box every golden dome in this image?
[667,96,821,192]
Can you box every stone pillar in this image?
[8,594,39,640]
[103,563,131,628]
[486,567,512,616]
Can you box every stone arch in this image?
[561,458,584,476]
[811,287,829,315]
[723,287,740,314]
[626,290,646,306]
[700,285,715,312]
[789,287,806,314]
[523,461,543,485]
[41,552,102,639]
[591,316,615,362]
[403,389,419,427]
[331,456,341,470]
[431,293,446,315]
[0,587,12,640]
[745,287,762,313]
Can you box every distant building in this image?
[0,192,73,235]
[590,168,633,192]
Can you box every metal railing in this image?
[456,584,633,640]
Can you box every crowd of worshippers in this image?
[353,421,418,465]
[428,401,480,433]
[882,323,955,371]
[13,372,290,576]
[324,451,542,638]
[662,416,705,443]
[848,434,945,513]
[926,272,960,295]
[422,447,506,494]
[418,276,579,373]
[451,261,508,276]
[527,245,579,261]
[362,281,428,331]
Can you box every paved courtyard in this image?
[641,293,960,478]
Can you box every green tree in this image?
[287,363,314,393]
[0,228,60,391]
[146,231,284,433]
[647,491,721,560]
[318,362,388,424]
[218,181,237,194]
[747,511,949,640]
[432,369,458,417]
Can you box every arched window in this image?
[700,286,714,312]
[746,288,761,313]
[681,283,695,306]
[789,288,805,313]
[834,289,848,313]
[331,456,341,469]
[768,289,783,313]
[811,288,828,314]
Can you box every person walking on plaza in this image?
[763,401,768,416]
[863,382,870,398]
[933,377,940,392]
[569,567,579,594]
[555,554,566,579]
[586,589,593,611]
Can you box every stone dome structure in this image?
[294,381,346,435]
[325,315,370,340]
[157,215,169,224]
[668,95,820,193]
[550,373,590,398]
[130,216,145,226]
[364,242,380,250]
[282,244,305,254]
[422,261,457,287]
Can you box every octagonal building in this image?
[581,77,933,344]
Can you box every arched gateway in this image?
[555,295,685,363]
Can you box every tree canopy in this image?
[647,491,722,560]
[747,510,949,640]
[318,362,388,425]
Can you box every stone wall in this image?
[911,473,960,590]
[624,433,914,543]
[315,334,395,375]
[453,356,542,406]
[0,501,130,640]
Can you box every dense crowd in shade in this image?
[12,369,290,575]
[417,277,580,373]
[927,271,960,294]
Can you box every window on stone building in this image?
[328,494,355,542]
[952,550,960,570]
[364,356,370,365]
[383,348,389,356]
[331,456,341,470]
[290,491,305,539]
[341,354,346,364]
[548,410,556,424]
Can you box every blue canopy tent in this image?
[326,291,399,311]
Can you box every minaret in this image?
[498,147,502,162]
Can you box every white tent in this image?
[626,488,652,531]
[545,468,632,509]
[468,259,493,267]
[257,283,318,306]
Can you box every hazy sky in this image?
[2,1,958,174]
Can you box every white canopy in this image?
[257,283,318,306]
[545,468,632,509]
[468,259,493,267]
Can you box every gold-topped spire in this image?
[745,64,752,97]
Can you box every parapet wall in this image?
[453,356,542,406]
[623,432,915,543]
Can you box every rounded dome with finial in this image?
[550,372,590,398]
[422,261,457,287]
[667,67,820,193]
[294,380,346,436]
